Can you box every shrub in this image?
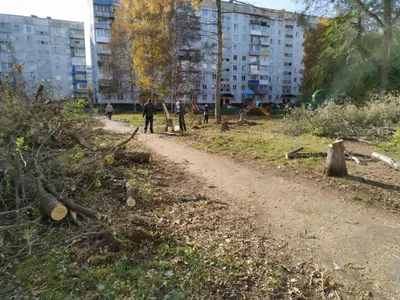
[284,95,400,138]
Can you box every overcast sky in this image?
[0,0,305,65]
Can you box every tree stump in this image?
[239,114,244,123]
[196,115,202,125]
[126,180,137,207]
[324,140,348,177]
[165,119,173,132]
[221,117,229,131]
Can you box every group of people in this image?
[105,99,211,133]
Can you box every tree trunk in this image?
[36,178,68,221]
[165,119,173,132]
[324,140,348,177]
[221,117,229,131]
[115,151,153,164]
[372,152,399,171]
[381,0,393,90]
[215,0,222,124]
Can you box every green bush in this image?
[284,95,400,138]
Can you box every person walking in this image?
[142,99,156,133]
[203,104,209,124]
[175,100,187,132]
[105,103,114,120]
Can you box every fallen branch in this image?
[107,127,139,155]
[372,152,399,171]
[285,152,327,159]
[345,151,361,165]
[288,147,304,155]
[115,151,152,164]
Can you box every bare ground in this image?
[101,118,400,299]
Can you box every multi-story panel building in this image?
[0,14,88,99]
[88,0,127,104]
[197,1,317,105]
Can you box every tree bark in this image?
[324,140,348,177]
[215,0,222,124]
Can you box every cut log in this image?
[324,140,348,177]
[41,178,101,219]
[115,151,152,164]
[372,152,399,171]
[285,152,327,159]
[36,178,68,221]
[126,180,137,207]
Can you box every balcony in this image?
[95,22,111,29]
[72,52,86,57]
[0,26,10,33]
[249,50,260,56]
[248,80,259,85]
[74,79,88,84]
[260,80,269,85]
[96,36,111,43]
[76,88,88,93]
[260,51,270,56]
[98,48,112,55]
[71,43,85,48]
[250,30,262,36]
[70,33,84,39]
[94,10,114,19]
[260,40,269,46]
[256,90,268,95]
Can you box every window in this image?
[242,35,247,42]
[202,84,207,90]
[15,45,21,50]
[54,47,60,54]
[284,62,292,66]
[241,85,246,90]
[202,95,207,101]
[293,78,297,82]
[14,25,20,31]
[278,39,281,45]
[277,77,281,83]
[56,75,61,80]
[242,75,246,81]
[234,34,238,41]
[29,55,34,61]
[242,66,246,71]
[242,56,246,61]
[233,65,238,71]
[284,53,292,57]
[28,45,33,51]
[270,38,273,45]
[56,66,61,71]
[285,34,293,38]
[68,76,73,81]
[201,9,207,16]
[233,85,237,91]
[234,14,238,21]
[233,75,237,81]
[234,24,238,30]
[212,74,216,79]
[202,63,207,69]
[56,56,60,63]
[212,10,216,17]
[78,84,87,89]
[260,85,268,90]
[285,44,293,48]
[233,55,237,61]
[26,26,32,32]
[242,14,247,21]
[233,45,237,50]
[243,25,247,31]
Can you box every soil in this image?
[101,118,400,299]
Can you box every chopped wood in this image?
[36,178,68,221]
[285,152,327,159]
[372,152,400,171]
[126,180,137,207]
[288,147,304,155]
[165,118,173,132]
[115,151,152,164]
[42,178,101,219]
[324,140,348,177]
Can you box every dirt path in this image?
[101,118,400,299]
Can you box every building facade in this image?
[0,14,88,99]
[198,1,316,105]
[88,0,315,105]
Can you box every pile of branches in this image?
[0,88,139,232]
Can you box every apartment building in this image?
[88,0,127,104]
[198,1,317,105]
[0,14,88,99]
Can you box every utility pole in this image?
[215,0,222,124]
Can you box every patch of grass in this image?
[185,120,333,170]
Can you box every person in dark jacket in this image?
[203,104,209,124]
[175,100,187,132]
[142,99,156,133]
